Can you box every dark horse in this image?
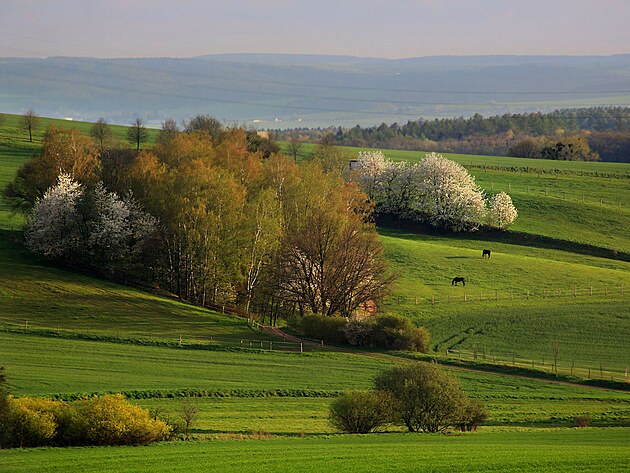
[482,249,491,258]
[452,277,466,286]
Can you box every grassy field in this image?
[1,429,628,473]
[378,228,630,371]
[2,332,629,429]
[0,116,629,471]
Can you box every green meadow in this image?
[0,115,629,471]
[1,429,628,473]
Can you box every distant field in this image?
[278,141,630,175]
[0,112,159,146]
[1,429,628,473]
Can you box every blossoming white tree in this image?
[26,174,157,270]
[354,150,389,200]
[415,153,487,232]
[25,173,83,259]
[354,152,511,232]
[489,192,518,229]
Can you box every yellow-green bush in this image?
[68,394,170,446]
[0,394,169,449]
[1,397,60,448]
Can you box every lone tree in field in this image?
[90,118,113,152]
[127,117,148,151]
[287,137,304,161]
[20,110,40,142]
[489,191,518,229]
[374,363,471,433]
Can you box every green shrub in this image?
[301,314,347,344]
[329,391,394,434]
[371,314,430,352]
[374,363,471,433]
[456,399,488,432]
[573,414,592,428]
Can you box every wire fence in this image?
[446,347,629,384]
[391,284,628,306]
[0,317,320,353]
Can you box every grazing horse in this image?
[452,277,466,286]
[482,249,491,259]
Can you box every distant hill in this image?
[1,54,630,128]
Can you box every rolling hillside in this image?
[0,115,629,472]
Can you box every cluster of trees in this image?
[354,151,517,232]
[3,117,392,319]
[329,363,487,434]
[273,107,630,162]
[300,313,430,352]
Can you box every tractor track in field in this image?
[262,326,630,394]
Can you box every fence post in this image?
[464,292,467,302]
[300,342,303,354]
[526,290,529,300]
[431,295,435,305]
[179,334,182,346]
[415,296,418,305]
[24,321,28,331]
[590,286,593,296]
[270,341,273,351]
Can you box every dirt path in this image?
[262,326,630,394]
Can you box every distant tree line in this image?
[273,107,630,162]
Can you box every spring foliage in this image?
[329,391,393,434]
[11,123,392,317]
[354,152,517,232]
[488,192,518,229]
[0,394,169,448]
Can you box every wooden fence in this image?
[391,284,628,306]
[446,347,629,384]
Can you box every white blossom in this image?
[489,192,518,229]
[415,153,487,232]
[25,173,83,258]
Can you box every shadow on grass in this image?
[377,216,630,263]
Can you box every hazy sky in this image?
[1,0,629,58]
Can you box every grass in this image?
[0,333,391,396]
[3,332,629,428]
[1,429,629,472]
[0,232,271,344]
[378,228,630,371]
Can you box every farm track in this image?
[262,326,630,393]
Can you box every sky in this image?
[1,0,629,59]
